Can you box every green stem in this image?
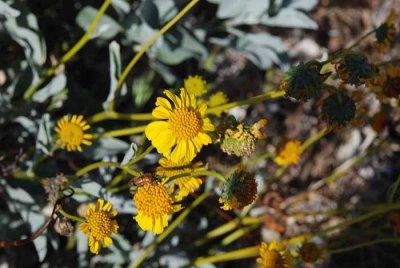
[301,127,329,150]
[92,125,147,138]
[23,0,112,100]
[328,238,400,255]
[165,170,226,184]
[131,190,210,268]
[109,0,200,111]
[75,161,140,177]
[193,203,400,265]
[59,208,85,223]
[207,90,285,115]
[88,111,154,124]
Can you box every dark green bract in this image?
[322,92,356,125]
[284,62,323,101]
[339,52,373,85]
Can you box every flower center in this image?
[134,184,174,217]
[87,211,113,240]
[169,108,202,139]
[60,123,84,146]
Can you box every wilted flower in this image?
[282,61,324,101]
[374,9,397,53]
[368,64,400,100]
[80,199,119,254]
[134,182,182,234]
[335,52,373,85]
[298,241,323,263]
[219,119,267,157]
[43,173,68,204]
[145,88,215,163]
[54,217,74,237]
[55,115,92,152]
[219,168,257,210]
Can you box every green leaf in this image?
[132,71,155,108]
[76,6,122,40]
[103,41,126,111]
[121,143,138,166]
[0,1,21,18]
[260,8,318,29]
[35,113,52,155]
[32,74,66,103]
[2,7,46,65]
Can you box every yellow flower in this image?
[208,92,229,116]
[374,9,397,53]
[55,115,92,152]
[257,241,294,268]
[145,88,215,163]
[274,140,302,166]
[219,168,257,210]
[184,75,207,96]
[156,158,204,201]
[134,182,182,234]
[80,199,119,255]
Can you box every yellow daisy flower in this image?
[374,9,397,53]
[80,199,119,255]
[208,91,229,116]
[257,241,294,268]
[145,88,215,163]
[55,115,92,152]
[184,75,207,96]
[156,158,204,201]
[274,140,302,166]
[134,182,182,234]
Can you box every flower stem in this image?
[131,190,210,268]
[75,161,140,177]
[328,238,400,255]
[59,208,85,223]
[92,125,147,138]
[23,0,112,100]
[207,90,285,115]
[165,170,226,184]
[88,111,154,124]
[109,0,200,112]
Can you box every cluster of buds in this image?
[218,117,267,157]
[298,241,323,264]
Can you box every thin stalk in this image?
[75,161,140,177]
[328,238,400,255]
[207,90,285,115]
[88,111,154,124]
[23,0,112,100]
[92,125,147,138]
[165,170,226,184]
[59,208,85,223]
[109,0,200,111]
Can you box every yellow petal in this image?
[198,103,207,116]
[153,216,166,234]
[156,97,172,110]
[196,132,212,145]
[135,213,153,232]
[152,129,176,156]
[96,199,104,211]
[102,201,112,212]
[153,105,171,119]
[103,237,113,248]
[202,118,215,131]
[145,121,169,141]
[164,90,181,108]
[170,140,188,163]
